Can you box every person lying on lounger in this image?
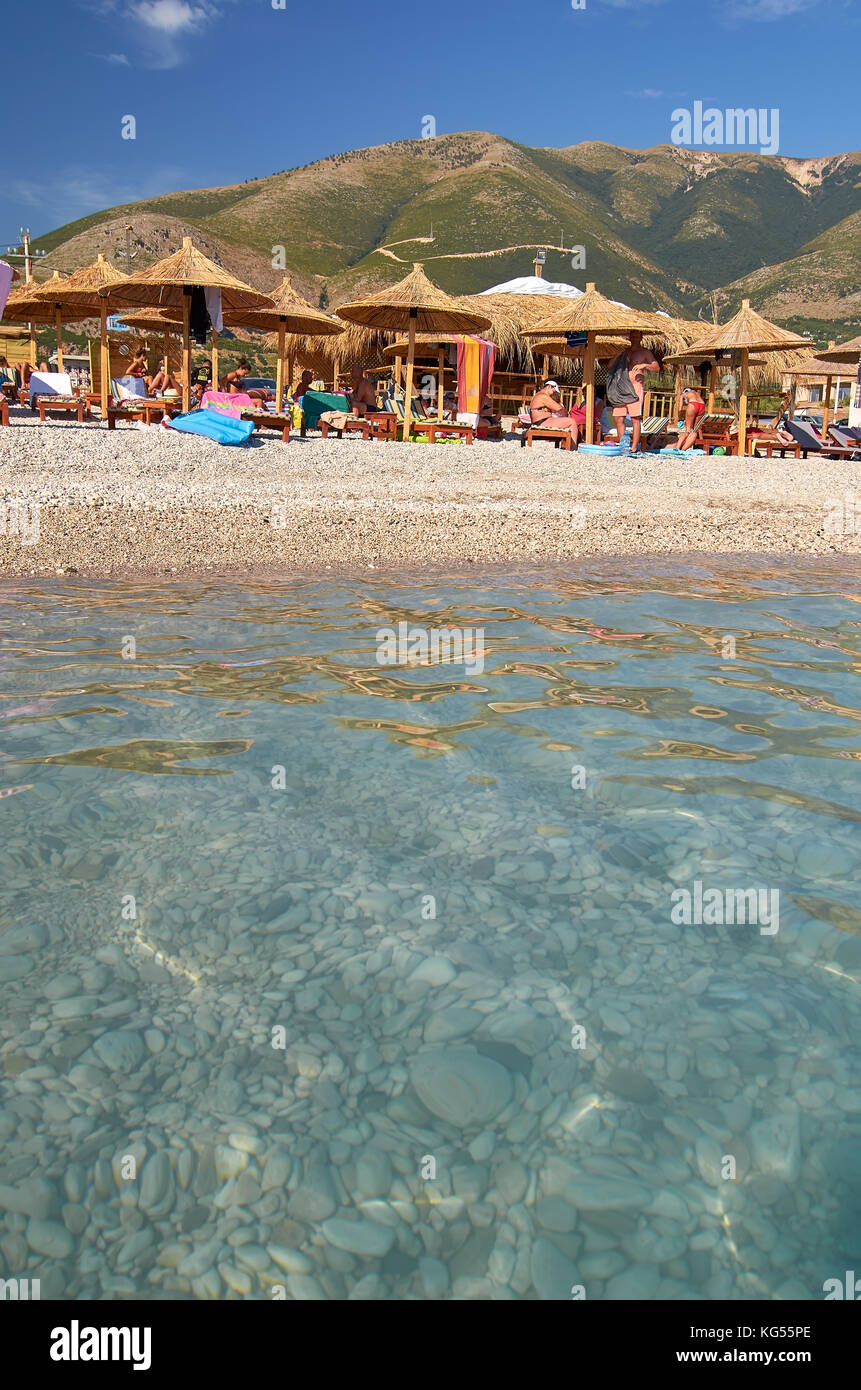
[529,381,579,444]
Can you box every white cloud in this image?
[6,165,187,229]
[132,0,209,33]
[93,51,130,63]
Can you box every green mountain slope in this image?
[30,132,861,337]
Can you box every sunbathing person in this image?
[676,386,706,450]
[221,359,251,393]
[291,370,314,404]
[529,380,578,444]
[348,364,377,416]
[128,348,148,379]
[146,360,180,396]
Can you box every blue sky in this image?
[2,0,858,244]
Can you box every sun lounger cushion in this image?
[301,391,350,430]
[111,375,147,400]
[166,409,254,445]
[29,371,72,403]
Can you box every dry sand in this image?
[0,408,858,578]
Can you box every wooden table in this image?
[37,397,89,423]
[107,400,183,428]
[243,411,292,443]
[521,424,574,450]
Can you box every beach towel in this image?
[456,337,496,425]
[166,409,254,445]
[301,390,350,430]
[112,375,147,401]
[0,261,13,319]
[28,371,72,404]
[204,287,223,333]
[605,350,638,407]
[200,390,256,418]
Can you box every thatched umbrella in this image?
[228,275,342,411]
[2,272,77,371]
[522,282,673,443]
[682,299,809,455]
[104,237,273,410]
[816,334,861,365]
[336,264,491,440]
[9,255,130,415]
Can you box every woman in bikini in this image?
[676,385,706,450]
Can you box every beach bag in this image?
[166,410,254,445]
[605,350,638,408]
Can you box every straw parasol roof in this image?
[530,336,630,361]
[337,263,491,335]
[117,307,184,329]
[682,299,809,355]
[783,356,847,380]
[104,237,272,311]
[1,273,75,324]
[230,274,342,336]
[816,334,861,365]
[521,281,671,340]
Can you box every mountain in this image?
[31,132,861,340]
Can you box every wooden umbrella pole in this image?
[99,300,109,419]
[181,291,191,413]
[287,353,294,404]
[164,327,170,380]
[584,332,596,445]
[28,324,36,368]
[211,329,219,394]
[394,354,402,389]
[707,363,717,413]
[437,346,445,420]
[333,355,340,395]
[673,364,683,426]
[403,313,417,442]
[738,347,749,457]
[55,307,63,373]
[275,321,286,413]
[822,375,832,434]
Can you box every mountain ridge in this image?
[29,132,861,339]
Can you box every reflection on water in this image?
[1,560,860,1301]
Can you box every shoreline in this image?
[1,418,858,579]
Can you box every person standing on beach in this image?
[606,332,660,451]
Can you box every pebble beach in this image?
[1,410,858,577]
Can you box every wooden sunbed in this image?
[107,399,183,428]
[521,424,575,450]
[0,398,8,427]
[694,413,737,453]
[38,396,89,423]
[386,397,474,443]
[242,410,292,443]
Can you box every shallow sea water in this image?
[1,559,859,1301]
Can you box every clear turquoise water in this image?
[1,561,859,1301]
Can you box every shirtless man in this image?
[291,369,314,403]
[348,364,377,416]
[611,332,660,452]
[529,380,578,444]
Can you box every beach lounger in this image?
[107,399,184,428]
[521,422,575,450]
[828,426,861,450]
[386,397,474,443]
[640,416,670,450]
[694,412,737,454]
[785,419,860,459]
